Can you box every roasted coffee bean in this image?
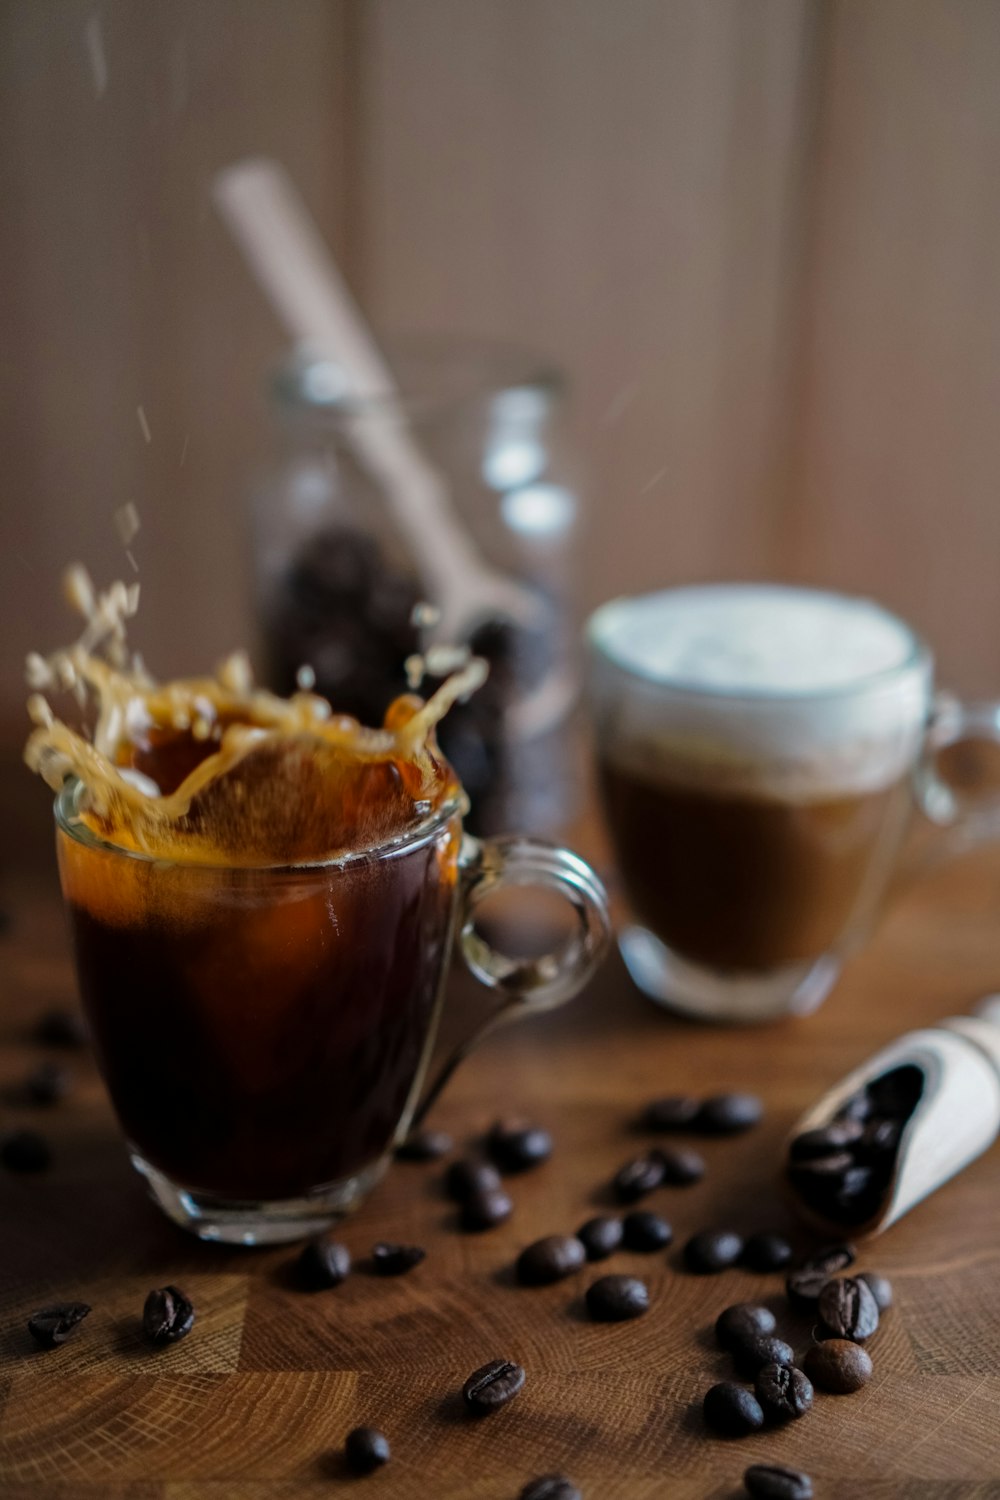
[754,1363,814,1422]
[734,1335,795,1379]
[858,1271,893,1311]
[642,1094,701,1131]
[622,1210,672,1252]
[517,1235,586,1285]
[487,1118,553,1172]
[344,1425,390,1473]
[788,1120,864,1161]
[445,1158,501,1200]
[462,1358,526,1412]
[27,1301,91,1348]
[744,1462,814,1500]
[802,1337,873,1393]
[818,1276,879,1342]
[25,1061,72,1106]
[36,1008,88,1048]
[741,1233,793,1272]
[395,1128,453,1161]
[371,1242,426,1274]
[519,1476,581,1500]
[683,1229,745,1274]
[142,1285,194,1345]
[834,1090,873,1124]
[576,1216,623,1261]
[613,1149,667,1202]
[715,1303,778,1352]
[788,1150,855,1185]
[658,1145,705,1186]
[856,1117,902,1159]
[702,1381,765,1436]
[461,1187,513,1231]
[585,1274,650,1321]
[297,1236,351,1290]
[867,1063,923,1118]
[696,1093,763,1135]
[1,1130,51,1173]
[784,1244,855,1309]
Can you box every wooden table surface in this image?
[1,813,999,1500]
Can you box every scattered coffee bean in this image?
[754,1363,814,1422]
[344,1425,390,1473]
[741,1233,793,1273]
[371,1242,426,1275]
[576,1216,623,1261]
[461,1187,513,1231]
[715,1303,777,1352]
[622,1210,672,1252]
[788,1120,864,1162]
[462,1358,526,1412]
[445,1158,501,1200]
[517,1235,586,1286]
[744,1462,814,1500]
[585,1274,650,1322]
[1,1129,52,1173]
[702,1381,765,1436]
[27,1301,91,1349]
[658,1145,705,1186]
[142,1285,194,1345]
[487,1118,552,1172]
[734,1335,795,1379]
[297,1236,351,1290]
[519,1476,581,1500]
[784,1244,855,1309]
[642,1094,701,1131]
[35,1008,88,1049]
[613,1149,667,1203]
[684,1229,745,1274]
[802,1337,873,1393]
[858,1271,893,1311]
[25,1062,72,1106]
[395,1128,453,1161]
[818,1276,879,1342]
[696,1093,763,1135]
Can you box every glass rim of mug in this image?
[53,775,469,875]
[586,584,933,707]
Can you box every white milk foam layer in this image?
[588,586,932,800]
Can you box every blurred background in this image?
[2,0,1000,755]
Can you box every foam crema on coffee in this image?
[588,585,932,803]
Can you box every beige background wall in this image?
[2,0,1000,746]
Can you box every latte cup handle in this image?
[408,835,610,1130]
[913,694,1000,849]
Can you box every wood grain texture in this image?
[1,798,999,1497]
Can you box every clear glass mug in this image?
[55,779,609,1244]
[588,587,1000,1023]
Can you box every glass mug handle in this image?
[914,693,1000,847]
[410,834,611,1129]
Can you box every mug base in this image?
[619,925,840,1023]
[130,1150,390,1245]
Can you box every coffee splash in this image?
[26,567,486,865]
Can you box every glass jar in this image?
[251,336,583,835]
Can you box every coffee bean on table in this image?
[788,1120,864,1161]
[744,1462,814,1500]
[487,1118,553,1172]
[784,1243,856,1309]
[460,1187,513,1231]
[462,1358,526,1413]
[371,1242,426,1275]
[517,1235,586,1285]
[35,1008,88,1048]
[519,1476,581,1500]
[702,1382,765,1436]
[741,1233,793,1272]
[576,1216,623,1261]
[858,1271,893,1311]
[802,1337,873,1393]
[142,1286,195,1345]
[734,1336,795,1379]
[696,1093,763,1135]
[754,1363,814,1422]
[344,1425,390,1473]
[613,1149,667,1202]
[25,1062,72,1106]
[622,1210,672,1252]
[446,1158,501,1200]
[684,1229,745,1274]
[27,1301,91,1349]
[642,1095,701,1131]
[817,1276,879,1342]
[297,1236,351,1290]
[715,1303,778,1352]
[395,1128,453,1161]
[658,1145,705,1186]
[585,1274,650,1321]
[1,1130,52,1173]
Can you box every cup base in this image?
[619,924,840,1023]
[130,1150,391,1245]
